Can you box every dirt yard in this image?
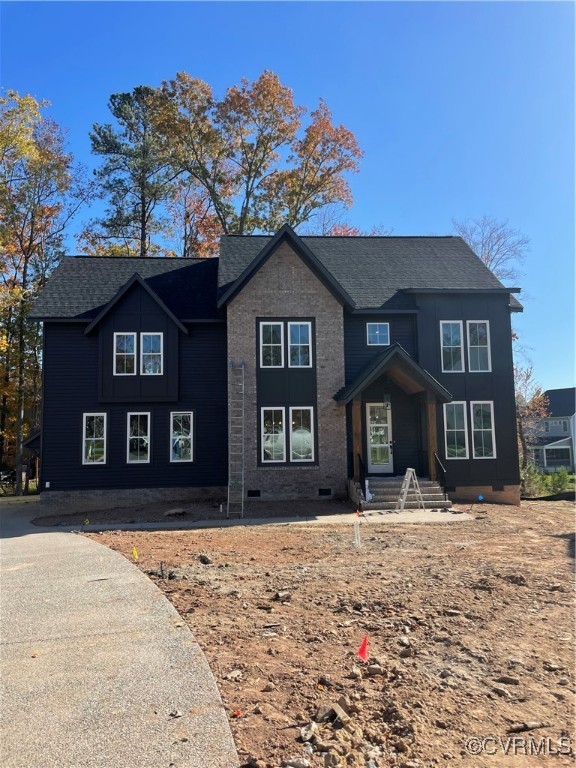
[86,501,574,767]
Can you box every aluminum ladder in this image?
[395,467,426,512]
[227,361,245,518]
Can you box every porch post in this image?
[352,398,362,481]
[427,391,438,480]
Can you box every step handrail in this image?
[433,452,447,501]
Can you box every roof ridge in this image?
[65,255,213,262]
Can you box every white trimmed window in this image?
[440,321,464,372]
[443,402,468,459]
[114,333,136,375]
[367,322,390,346]
[260,323,283,368]
[261,408,285,462]
[467,321,491,372]
[140,333,163,375]
[288,322,312,367]
[127,412,150,463]
[290,407,314,461]
[471,401,496,459]
[171,412,193,462]
[83,413,106,464]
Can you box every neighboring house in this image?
[30,224,522,510]
[529,388,575,472]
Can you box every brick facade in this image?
[227,242,348,500]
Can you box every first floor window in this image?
[367,322,390,346]
[467,321,491,372]
[141,333,163,375]
[127,412,150,463]
[171,412,193,462]
[114,333,136,375]
[83,413,106,464]
[260,322,283,367]
[290,407,314,461]
[261,408,285,462]
[443,402,468,459]
[471,401,496,458]
[288,322,312,367]
[440,321,464,372]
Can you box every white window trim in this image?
[259,322,284,369]
[470,401,497,459]
[113,332,137,376]
[440,321,464,373]
[140,332,163,376]
[366,322,390,346]
[170,411,194,463]
[289,406,315,462]
[288,321,313,368]
[443,402,469,460]
[260,407,286,463]
[82,413,107,465]
[466,320,492,373]
[127,411,151,464]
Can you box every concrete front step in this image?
[368,492,447,503]
[363,499,452,511]
[366,477,439,487]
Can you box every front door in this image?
[366,402,393,474]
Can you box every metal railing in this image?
[357,453,367,500]
[433,452,447,501]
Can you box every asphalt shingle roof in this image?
[544,388,576,418]
[219,235,519,310]
[30,256,221,320]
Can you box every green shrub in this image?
[521,464,547,497]
[548,466,570,494]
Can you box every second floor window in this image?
[467,321,491,372]
[288,322,312,367]
[141,333,163,375]
[367,322,390,346]
[440,321,464,372]
[259,320,314,368]
[114,333,136,375]
[260,322,283,367]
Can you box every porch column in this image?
[427,391,438,481]
[352,398,362,481]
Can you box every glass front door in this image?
[366,402,393,474]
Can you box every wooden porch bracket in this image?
[352,398,362,481]
[427,391,438,480]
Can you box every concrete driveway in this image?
[0,501,238,768]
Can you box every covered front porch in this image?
[334,344,452,484]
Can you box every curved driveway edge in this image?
[0,503,238,768]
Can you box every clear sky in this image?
[1,1,574,390]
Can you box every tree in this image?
[82,86,175,257]
[151,71,363,239]
[514,363,549,472]
[453,215,529,283]
[163,179,220,258]
[0,91,89,493]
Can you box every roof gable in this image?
[84,274,188,335]
[217,224,355,309]
[544,388,576,417]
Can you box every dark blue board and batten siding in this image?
[344,313,417,381]
[41,321,228,492]
[415,293,520,487]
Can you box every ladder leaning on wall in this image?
[227,361,245,518]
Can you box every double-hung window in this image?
[127,412,150,463]
[471,401,496,458]
[440,321,464,372]
[171,412,193,462]
[83,413,106,464]
[288,322,312,367]
[467,321,491,372]
[260,323,283,368]
[366,322,390,346]
[141,333,163,375]
[443,402,468,459]
[114,333,136,375]
[261,406,315,463]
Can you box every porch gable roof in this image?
[334,344,452,404]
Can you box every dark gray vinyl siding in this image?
[415,294,520,486]
[344,314,417,382]
[41,322,227,491]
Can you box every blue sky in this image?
[1,1,574,390]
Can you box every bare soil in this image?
[86,501,575,768]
